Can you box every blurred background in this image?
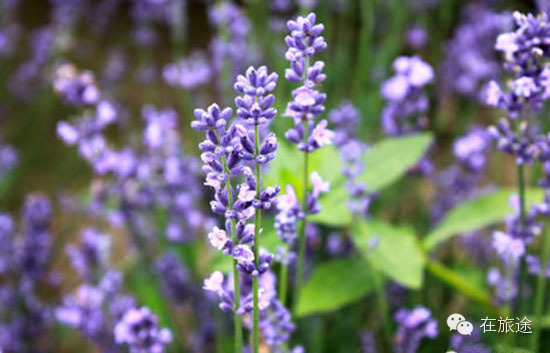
[1,0,549,352]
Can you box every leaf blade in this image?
[295,257,374,317]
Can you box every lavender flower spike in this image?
[114,307,172,353]
[283,12,332,311]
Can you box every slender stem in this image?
[279,252,289,306]
[518,164,527,225]
[293,56,311,314]
[218,130,244,353]
[426,259,504,316]
[531,223,550,351]
[294,124,310,314]
[170,0,186,58]
[252,124,261,353]
[232,259,243,353]
[516,162,528,317]
[226,191,243,353]
[369,260,392,349]
[121,205,185,353]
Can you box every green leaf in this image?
[265,143,344,195]
[259,217,284,254]
[425,259,495,309]
[309,145,344,187]
[359,133,433,191]
[423,188,544,251]
[264,142,302,195]
[309,185,353,226]
[295,257,374,317]
[352,219,425,289]
[208,251,233,274]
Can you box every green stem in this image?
[232,259,243,353]
[370,261,392,349]
[531,223,550,352]
[293,56,311,314]
[252,124,261,353]
[294,124,310,314]
[518,164,527,225]
[218,130,244,353]
[353,0,374,109]
[121,205,185,353]
[516,161,528,317]
[426,259,504,316]
[279,251,289,307]
[170,0,186,58]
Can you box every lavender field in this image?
[2,0,550,352]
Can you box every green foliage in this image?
[425,259,494,308]
[352,219,425,289]
[309,185,353,226]
[265,143,343,197]
[358,132,433,191]
[423,188,545,251]
[295,257,374,317]
[309,133,434,226]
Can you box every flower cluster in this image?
[163,51,212,90]
[8,27,55,101]
[0,194,55,352]
[329,101,377,216]
[56,271,137,353]
[380,56,433,136]
[53,63,100,107]
[114,307,172,353]
[193,109,275,277]
[442,4,511,101]
[487,195,543,302]
[488,118,538,165]
[193,66,282,314]
[203,271,276,316]
[284,13,333,153]
[66,227,111,282]
[259,299,304,353]
[431,127,491,222]
[208,2,250,80]
[486,11,550,118]
[155,253,191,304]
[275,172,330,259]
[393,306,438,353]
[56,65,207,245]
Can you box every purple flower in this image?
[53,63,100,107]
[0,143,18,180]
[203,271,225,295]
[431,127,491,222]
[487,11,550,118]
[488,119,538,165]
[232,245,255,264]
[66,228,111,281]
[493,231,525,261]
[155,253,190,304]
[234,66,278,125]
[406,25,428,49]
[208,2,250,80]
[163,51,211,89]
[380,56,432,136]
[441,4,511,100]
[114,307,172,353]
[284,12,332,155]
[393,306,438,353]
